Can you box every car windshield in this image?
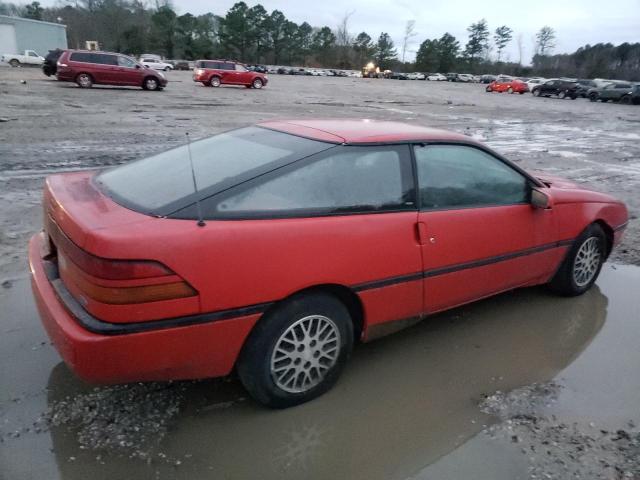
[96,127,334,215]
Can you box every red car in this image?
[29,120,628,408]
[192,59,268,89]
[56,50,167,90]
[486,76,529,94]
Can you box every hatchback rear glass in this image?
[96,127,333,216]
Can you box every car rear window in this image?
[96,127,333,216]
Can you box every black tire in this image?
[570,95,577,100]
[486,86,492,92]
[601,98,609,103]
[548,224,607,297]
[237,292,354,408]
[9,59,19,67]
[589,93,598,102]
[533,89,541,97]
[164,66,170,72]
[142,76,159,91]
[252,78,263,89]
[620,95,631,105]
[75,73,93,88]
[209,76,221,87]
[558,90,566,99]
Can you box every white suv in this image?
[140,58,173,71]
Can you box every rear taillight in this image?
[48,215,197,305]
[59,252,196,304]
[47,215,170,280]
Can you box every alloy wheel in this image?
[572,237,601,287]
[270,315,340,393]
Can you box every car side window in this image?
[28,51,38,57]
[235,64,247,71]
[414,145,529,210]
[118,56,136,68]
[209,146,414,217]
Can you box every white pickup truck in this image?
[1,50,45,67]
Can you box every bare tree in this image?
[401,20,417,63]
[335,10,354,46]
[535,26,556,56]
[517,33,523,65]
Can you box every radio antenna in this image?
[185,133,205,227]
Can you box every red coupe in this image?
[29,120,628,408]
[486,77,529,94]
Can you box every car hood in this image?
[533,172,623,205]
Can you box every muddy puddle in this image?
[1,263,639,479]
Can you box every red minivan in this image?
[193,59,268,89]
[56,50,168,91]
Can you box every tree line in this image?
[1,0,639,80]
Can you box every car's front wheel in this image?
[507,87,513,94]
[558,90,567,99]
[533,89,541,97]
[620,95,632,105]
[237,292,354,408]
[142,77,159,91]
[548,223,607,296]
[252,78,264,89]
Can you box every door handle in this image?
[415,222,428,245]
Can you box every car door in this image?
[116,55,144,86]
[234,63,251,84]
[89,53,117,84]
[414,144,559,313]
[200,144,424,331]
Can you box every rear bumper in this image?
[29,232,260,384]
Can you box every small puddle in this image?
[1,264,639,479]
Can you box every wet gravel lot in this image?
[1,67,639,479]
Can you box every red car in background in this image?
[486,76,529,94]
[29,120,627,408]
[193,59,268,88]
[56,50,167,90]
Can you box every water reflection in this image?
[48,285,607,480]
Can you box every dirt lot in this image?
[0,67,639,280]
[1,68,640,480]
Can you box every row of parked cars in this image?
[485,75,640,105]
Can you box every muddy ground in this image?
[1,67,640,479]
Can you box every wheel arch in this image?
[594,219,614,259]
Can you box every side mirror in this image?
[531,188,552,209]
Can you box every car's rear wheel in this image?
[75,73,93,88]
[209,76,221,87]
[252,78,264,89]
[558,90,566,99]
[620,95,632,105]
[589,92,598,102]
[533,89,541,97]
[237,292,354,408]
[486,86,492,92]
[9,59,20,67]
[142,77,159,91]
[601,98,609,103]
[548,223,606,296]
[507,87,513,94]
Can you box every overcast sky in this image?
[47,0,640,62]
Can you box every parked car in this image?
[193,59,268,88]
[480,74,496,84]
[29,119,628,408]
[531,79,579,99]
[140,58,173,71]
[620,84,640,105]
[56,50,167,90]
[276,67,290,74]
[575,79,596,98]
[407,72,425,80]
[289,67,310,75]
[2,49,44,67]
[588,82,634,103]
[172,60,191,71]
[42,49,65,76]
[446,73,459,82]
[427,73,446,81]
[247,64,267,73]
[526,77,546,92]
[457,73,474,83]
[389,72,408,80]
[486,77,529,94]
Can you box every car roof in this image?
[258,119,474,145]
